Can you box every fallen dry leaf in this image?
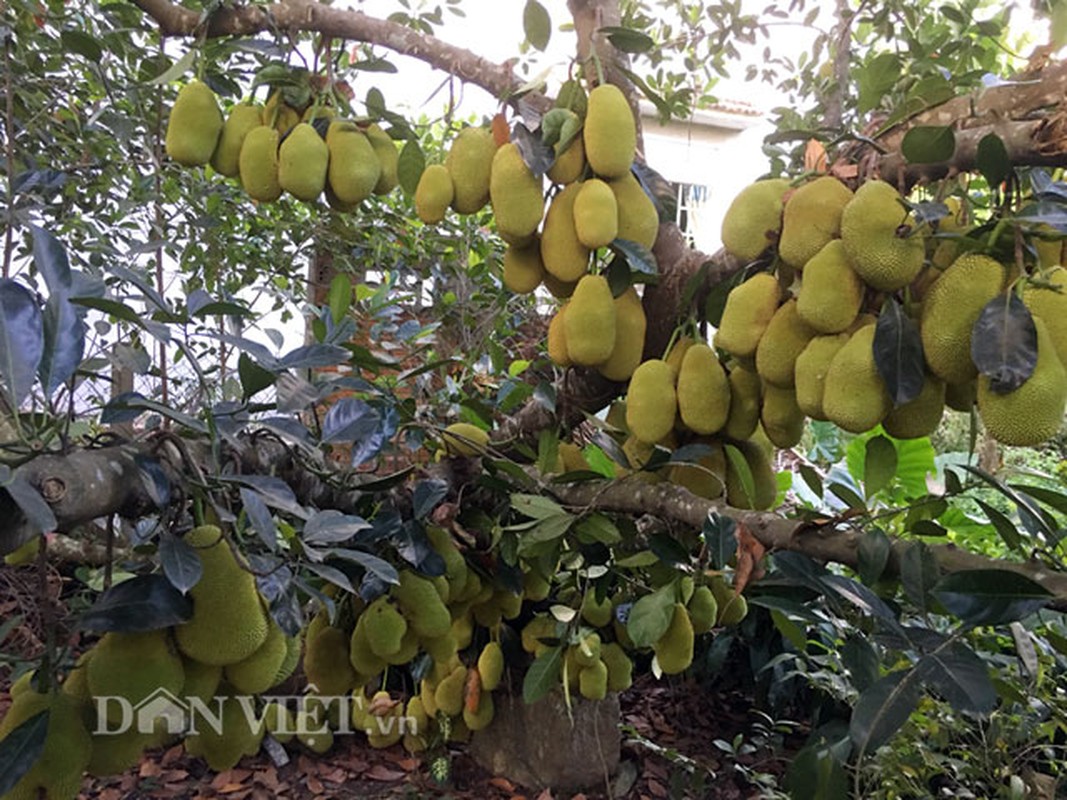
[366,764,407,782]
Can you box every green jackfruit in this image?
[579,660,609,701]
[756,298,817,388]
[306,625,358,696]
[362,597,408,658]
[261,91,299,133]
[463,689,495,731]
[185,694,264,772]
[626,359,678,444]
[521,615,557,655]
[548,304,572,366]
[490,143,544,242]
[601,642,633,692]
[60,652,91,708]
[86,631,185,727]
[777,176,853,269]
[564,274,616,366]
[442,422,489,456]
[297,708,334,754]
[921,253,1007,385]
[165,80,223,167]
[688,585,718,634]
[211,104,262,177]
[503,240,546,294]
[225,618,288,695]
[548,137,586,184]
[610,172,659,250]
[720,178,790,262]
[277,122,327,201]
[87,727,156,777]
[946,380,976,412]
[794,333,850,420]
[883,375,946,439]
[822,325,892,433]
[668,440,726,500]
[393,570,452,638]
[175,525,269,666]
[238,126,282,202]
[978,316,1067,445]
[573,178,618,248]
[710,576,749,625]
[274,634,301,686]
[841,180,925,291]
[477,642,505,692]
[365,123,399,194]
[665,336,696,379]
[714,272,781,358]
[541,183,591,282]
[415,164,454,224]
[1023,266,1067,366]
[0,691,91,800]
[180,658,221,707]
[654,603,694,675]
[446,126,497,213]
[725,439,777,510]
[584,84,636,179]
[676,343,730,434]
[761,384,805,448]
[542,270,578,299]
[796,240,865,333]
[434,665,467,717]
[598,286,647,381]
[581,592,614,628]
[263,701,296,744]
[573,633,602,668]
[723,366,762,440]
[326,122,381,205]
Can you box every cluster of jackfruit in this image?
[165,80,399,208]
[716,175,1067,448]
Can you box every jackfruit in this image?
[366,691,406,748]
[883,375,946,439]
[978,316,1067,445]
[274,634,301,686]
[325,122,381,206]
[946,380,976,412]
[601,642,633,692]
[463,688,495,731]
[1023,267,1067,366]
[760,384,805,448]
[434,665,467,717]
[0,690,91,800]
[175,525,268,666]
[777,176,853,269]
[676,343,730,434]
[87,727,157,777]
[688,585,718,634]
[572,634,602,669]
[541,183,591,282]
[475,642,504,692]
[184,693,264,772]
[426,525,468,593]
[714,272,780,358]
[86,630,184,728]
[394,570,452,638]
[579,660,609,700]
[626,359,678,444]
[362,597,408,659]
[756,298,817,388]
[225,618,289,695]
[165,79,223,167]
[548,137,586,184]
[495,589,523,620]
[306,625,358,696]
[547,304,572,367]
[653,603,694,675]
[277,122,328,201]
[598,286,647,381]
[263,701,296,745]
[296,707,334,753]
[403,696,430,748]
[710,577,749,625]
[573,179,619,248]
[521,615,558,655]
[725,439,777,510]
[796,240,865,333]
[446,126,497,213]
[442,422,489,456]
[720,178,791,262]
[822,325,892,433]
[365,123,399,194]
[262,92,299,133]
[564,274,616,365]
[211,104,262,177]
[503,240,546,294]
[490,142,544,242]
[238,126,282,202]
[584,84,636,179]
[841,179,925,291]
[581,592,614,628]
[415,164,454,224]
[668,440,726,499]
[723,366,762,440]
[794,333,850,420]
[610,172,659,250]
[921,253,1007,385]
[181,658,222,707]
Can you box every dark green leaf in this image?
[303,562,355,594]
[631,161,677,223]
[322,397,379,443]
[973,498,1022,552]
[703,512,737,571]
[863,435,898,499]
[850,670,922,755]
[626,583,677,647]
[277,343,349,370]
[304,510,371,544]
[0,280,43,406]
[933,569,1052,626]
[901,126,956,164]
[858,527,891,586]
[158,532,203,594]
[900,541,939,614]
[328,273,352,326]
[412,479,449,520]
[822,575,906,635]
[962,466,1057,541]
[326,548,399,586]
[2,476,57,541]
[649,533,689,566]
[522,0,551,51]
[38,293,85,396]
[598,25,655,53]
[1008,483,1067,516]
[970,293,1037,393]
[873,297,925,406]
[511,123,555,177]
[523,645,563,703]
[911,520,947,537]
[799,464,823,499]
[511,493,568,520]
[30,225,71,294]
[61,29,103,60]
[0,710,48,797]
[610,238,658,276]
[240,487,278,551]
[724,444,756,508]
[915,642,996,714]
[221,475,305,518]
[79,575,193,632]
[843,635,881,693]
[238,353,275,400]
[828,482,866,510]
[783,737,849,800]
[533,381,556,413]
[397,140,425,195]
[976,133,1011,188]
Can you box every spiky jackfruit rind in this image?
[584,84,636,179]
[165,80,223,167]
[714,272,780,358]
[394,570,452,638]
[442,422,489,456]
[822,325,892,433]
[211,104,262,177]
[224,618,289,695]
[446,126,497,213]
[573,178,619,249]
[794,334,850,420]
[0,691,91,800]
[277,122,328,201]
[490,143,545,241]
[610,172,659,250]
[840,179,925,291]
[676,343,730,434]
[720,178,790,262]
[597,287,647,381]
[755,298,817,388]
[326,122,381,206]
[564,274,616,366]
[625,359,678,444]
[653,604,694,675]
[796,240,865,333]
[723,366,762,440]
[184,694,265,772]
[238,126,282,202]
[883,375,946,439]
[415,164,455,224]
[365,123,399,195]
[305,625,359,696]
[541,183,591,283]
[503,240,546,294]
[777,176,853,269]
[87,630,185,724]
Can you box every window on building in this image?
[673,182,711,247]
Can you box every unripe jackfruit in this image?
[490,143,544,241]
[263,701,297,745]
[598,286,647,381]
[564,274,616,366]
[521,615,557,655]
[796,240,865,333]
[626,359,678,444]
[777,176,853,269]
[503,240,546,294]
[610,172,659,250]
[211,103,262,177]
[883,375,945,439]
[723,366,762,440]
[87,727,156,777]
[794,334,849,420]
[756,298,817,388]
[710,576,749,625]
[225,618,289,695]
[446,126,497,213]
[714,272,780,358]
[601,642,633,692]
[841,180,925,291]
[725,440,777,510]
[477,642,505,692]
[348,616,387,678]
[654,603,694,675]
[581,592,614,628]
[1023,266,1067,366]
[548,137,586,184]
[720,178,790,262]
[668,441,726,499]
[442,422,489,456]
[165,79,223,167]
[0,690,90,799]
[434,665,467,717]
[760,384,805,448]
[238,126,282,202]
[365,123,399,194]
[822,325,891,433]
[548,305,572,367]
[688,585,718,634]
[185,694,264,771]
[584,84,636,179]
[306,625,358,696]
[277,122,328,200]
[574,179,618,248]
[676,343,730,434]
[463,689,495,731]
[579,660,609,700]
[541,183,591,282]
[362,597,409,658]
[416,164,454,224]
[394,570,452,638]
[326,122,381,206]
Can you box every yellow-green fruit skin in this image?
[442,421,489,456]
[277,122,328,201]
[185,694,264,772]
[365,123,399,195]
[415,164,455,224]
[760,384,805,448]
[598,287,647,381]
[710,577,749,625]
[0,691,91,800]
[349,617,387,678]
[573,179,619,248]
[1023,267,1067,366]
[600,642,633,692]
[794,334,849,420]
[723,366,762,440]
[564,274,616,366]
[921,254,1006,385]
[434,665,467,717]
[490,143,545,241]
[541,183,590,283]
[777,176,853,269]
[883,375,946,439]
[326,123,381,205]
[306,625,358,696]
[238,126,282,202]
[263,701,296,745]
[463,690,495,731]
[225,618,289,695]
[676,343,730,434]
[720,179,791,262]
[714,272,781,358]
[668,441,726,499]
[654,603,694,675]
[503,240,545,294]
[211,104,262,177]
[688,585,718,634]
[446,126,497,213]
[725,440,777,510]
[584,84,636,179]
[626,359,678,444]
[796,240,865,333]
[362,597,408,658]
[166,79,223,167]
[610,172,659,250]
[978,317,1067,445]
[822,325,892,434]
[581,592,614,628]
[755,299,817,388]
[840,179,925,291]
[579,660,609,700]
[548,137,586,184]
[393,570,452,638]
[477,642,505,692]
[87,727,156,777]
[175,525,269,666]
[548,305,572,367]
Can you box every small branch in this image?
[2,35,15,279]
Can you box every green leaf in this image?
[522,513,574,545]
[724,444,755,508]
[932,569,1052,626]
[703,512,737,570]
[901,126,956,164]
[327,273,352,326]
[158,532,203,594]
[976,133,1011,188]
[973,498,1022,552]
[857,52,901,113]
[238,352,275,401]
[523,646,563,703]
[79,575,193,633]
[873,297,925,407]
[842,635,881,694]
[828,482,866,511]
[149,49,196,85]
[397,140,425,196]
[0,710,48,797]
[0,280,44,407]
[511,493,568,520]
[850,670,922,755]
[900,541,939,614]
[573,513,621,545]
[626,583,676,647]
[970,293,1037,393]
[858,527,892,586]
[914,642,996,714]
[863,435,898,499]
[598,26,655,54]
[783,737,849,800]
[771,609,808,652]
[523,0,551,51]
